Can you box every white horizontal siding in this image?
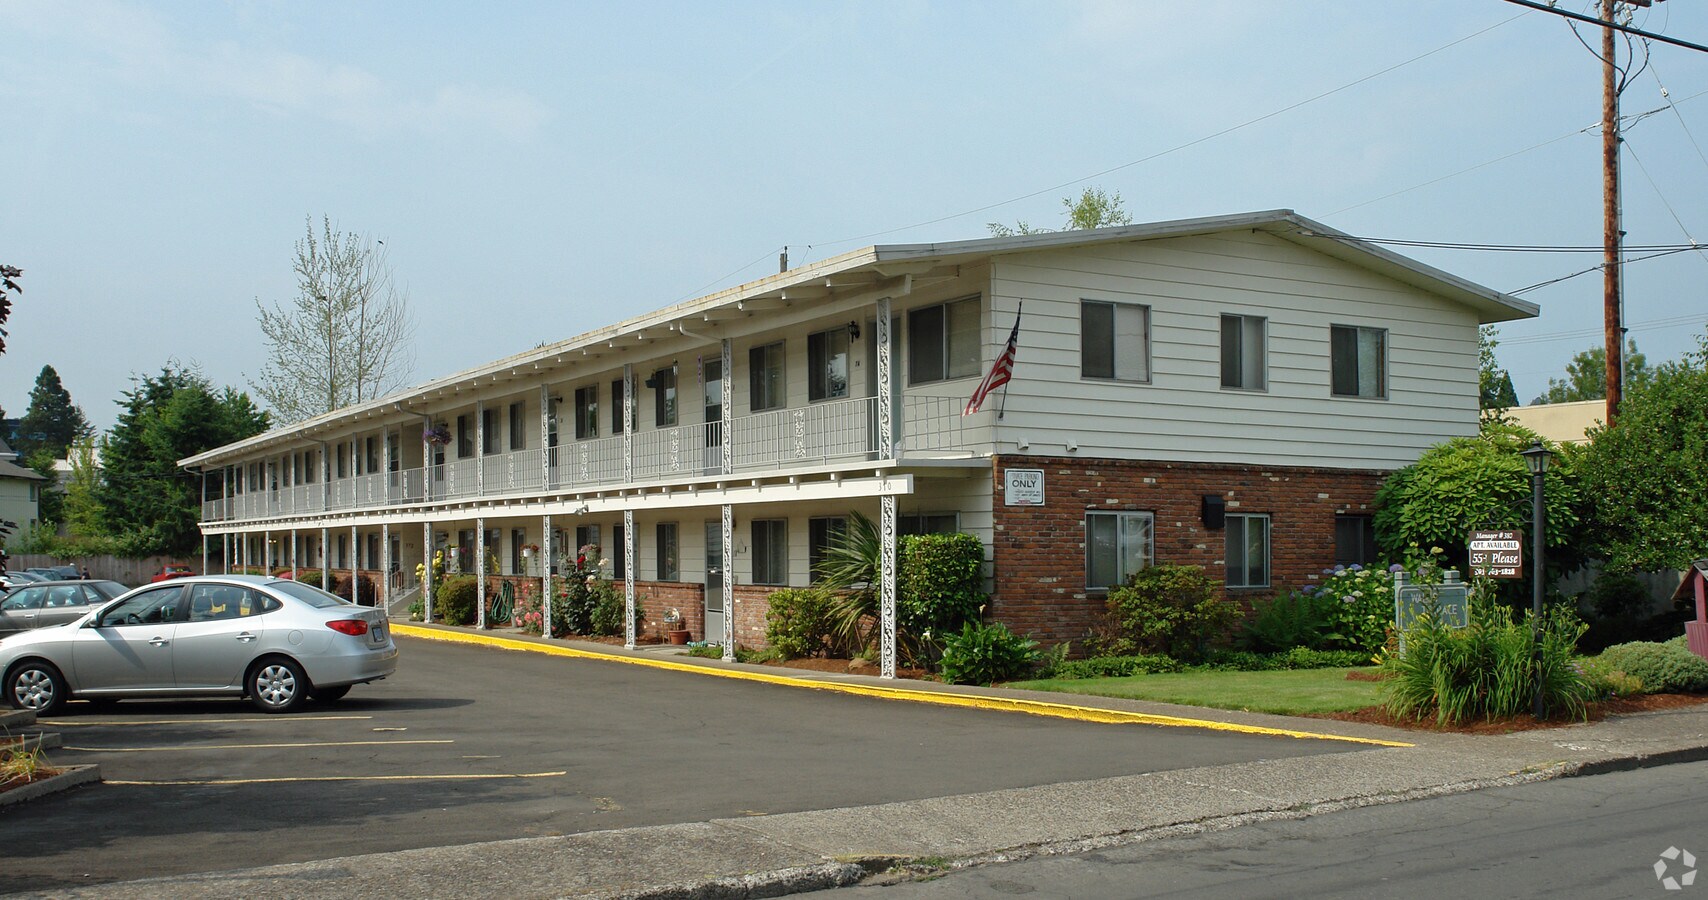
[988,231,1482,470]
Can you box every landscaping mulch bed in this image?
[1314,691,1708,735]
[762,657,931,680]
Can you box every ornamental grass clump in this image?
[1382,598,1596,725]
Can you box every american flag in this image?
[964,308,1021,416]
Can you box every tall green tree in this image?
[250,216,417,424]
[988,186,1132,237]
[1479,326,1518,411]
[0,264,19,356]
[1578,330,1708,572]
[61,436,104,539]
[97,364,269,556]
[1532,338,1652,404]
[14,364,91,459]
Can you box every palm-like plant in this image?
[816,510,882,656]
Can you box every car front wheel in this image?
[248,657,308,713]
[7,660,67,715]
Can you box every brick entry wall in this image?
[991,455,1388,646]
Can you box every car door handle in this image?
[148,637,169,647]
[235,632,257,643]
[22,613,35,619]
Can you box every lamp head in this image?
[1520,441,1551,476]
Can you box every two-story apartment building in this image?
[181,210,1536,676]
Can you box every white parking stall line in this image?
[64,739,454,752]
[107,772,568,786]
[42,716,376,727]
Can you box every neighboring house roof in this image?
[1503,400,1606,445]
[181,208,1538,468]
[0,457,46,482]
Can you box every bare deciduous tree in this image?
[251,217,417,423]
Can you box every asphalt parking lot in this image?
[1,634,1365,894]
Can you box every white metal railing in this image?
[199,394,975,523]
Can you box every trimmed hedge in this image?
[765,587,837,659]
[1049,653,1185,680]
[1595,641,1708,694]
[897,532,985,639]
[435,575,478,626]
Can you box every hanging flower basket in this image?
[424,423,451,445]
[521,544,539,558]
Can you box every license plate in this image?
[372,622,387,644]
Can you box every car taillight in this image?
[326,619,370,636]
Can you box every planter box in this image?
[0,764,102,808]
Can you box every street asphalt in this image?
[3,621,1707,899]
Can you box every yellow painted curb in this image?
[391,624,1412,748]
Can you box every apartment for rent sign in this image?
[1468,529,1523,579]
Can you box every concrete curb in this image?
[597,862,872,900]
[0,763,101,808]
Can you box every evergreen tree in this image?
[14,364,91,459]
[1479,326,1518,411]
[97,364,270,556]
[1532,339,1653,404]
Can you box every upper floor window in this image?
[456,415,474,458]
[509,402,525,451]
[807,327,850,401]
[909,297,980,385]
[1081,300,1150,382]
[653,367,677,427]
[1085,511,1153,591]
[1331,324,1387,399]
[749,341,786,412]
[574,386,599,440]
[611,377,637,434]
[1226,513,1271,588]
[1221,314,1267,390]
[366,436,379,471]
[481,408,499,454]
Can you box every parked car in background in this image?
[25,568,63,580]
[149,564,197,583]
[0,581,128,637]
[1,575,398,714]
[47,565,81,580]
[1,572,47,588]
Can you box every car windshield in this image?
[267,580,353,608]
[88,581,127,600]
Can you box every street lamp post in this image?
[1521,441,1552,720]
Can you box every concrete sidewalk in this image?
[30,627,1708,900]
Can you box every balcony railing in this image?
[200,395,980,523]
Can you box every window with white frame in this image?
[908,296,980,385]
[481,408,499,454]
[1085,511,1154,590]
[657,522,679,581]
[611,378,631,434]
[807,516,846,579]
[1331,324,1387,398]
[749,341,786,411]
[612,523,626,579]
[899,512,960,535]
[1225,514,1271,588]
[653,367,677,427]
[457,415,474,458]
[1334,515,1378,567]
[509,401,525,451]
[1220,314,1267,390]
[575,524,601,560]
[574,385,599,440]
[751,519,788,585]
[1080,300,1150,382]
[511,528,526,574]
[807,327,850,401]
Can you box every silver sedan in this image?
[0,575,398,714]
[0,580,128,636]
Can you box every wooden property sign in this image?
[1468,529,1523,579]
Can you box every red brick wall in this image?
[991,455,1387,646]
[613,580,705,639]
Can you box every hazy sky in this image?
[5,1,1707,433]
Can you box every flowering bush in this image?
[513,580,544,635]
[424,423,451,445]
[550,544,609,637]
[1297,563,1400,655]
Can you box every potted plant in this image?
[663,608,689,645]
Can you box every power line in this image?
[1500,312,1707,345]
[1509,245,1698,294]
[1500,0,1708,54]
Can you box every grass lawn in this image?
[1005,667,1386,716]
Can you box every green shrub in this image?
[588,583,640,637]
[898,532,985,639]
[1050,654,1184,680]
[938,620,1040,685]
[1096,564,1236,663]
[435,575,478,626]
[334,573,378,606]
[1204,648,1371,671]
[1579,571,1654,651]
[1308,564,1399,653]
[551,545,606,636]
[1241,591,1337,652]
[1595,641,1708,694]
[288,569,324,587]
[764,587,837,659]
[1382,602,1595,724]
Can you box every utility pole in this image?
[1601,0,1625,427]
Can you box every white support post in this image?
[476,400,486,497]
[721,503,735,661]
[542,515,554,638]
[350,525,358,588]
[290,528,299,578]
[880,493,898,679]
[423,522,434,622]
[623,364,634,484]
[623,507,636,649]
[476,518,487,629]
[720,339,733,476]
[877,297,894,461]
[321,528,331,590]
[222,534,229,575]
[422,423,433,503]
[381,522,391,613]
[540,384,552,490]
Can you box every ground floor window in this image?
[752,519,788,585]
[575,525,601,564]
[613,524,626,580]
[808,516,847,580]
[1334,515,1378,567]
[1085,511,1154,590]
[1226,514,1271,588]
[899,512,959,535]
[510,528,527,574]
[657,522,679,581]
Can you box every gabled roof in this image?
[182,209,1536,467]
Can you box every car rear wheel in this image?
[7,660,67,715]
[312,684,351,702]
[248,657,308,713]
